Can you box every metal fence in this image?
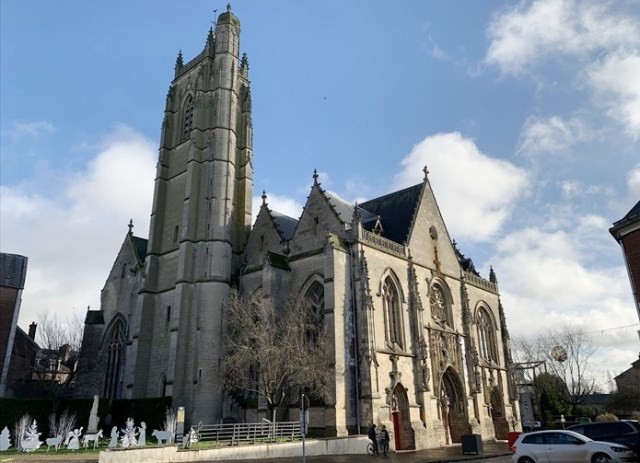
[189,420,302,446]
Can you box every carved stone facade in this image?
[78,8,520,449]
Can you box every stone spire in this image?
[174,50,184,77]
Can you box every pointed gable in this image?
[289,184,351,255]
[244,202,293,267]
[360,184,423,244]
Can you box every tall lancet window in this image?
[477,307,498,362]
[103,318,126,400]
[182,94,194,140]
[383,276,404,350]
[304,281,324,345]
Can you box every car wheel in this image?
[591,453,611,463]
[518,458,535,463]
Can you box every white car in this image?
[511,429,637,463]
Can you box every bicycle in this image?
[367,441,378,455]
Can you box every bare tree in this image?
[222,289,333,425]
[32,311,85,403]
[48,410,77,439]
[13,413,31,451]
[513,323,597,415]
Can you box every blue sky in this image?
[2,0,639,387]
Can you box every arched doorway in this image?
[390,383,415,451]
[440,367,468,444]
[490,387,509,439]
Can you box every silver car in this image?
[511,429,637,463]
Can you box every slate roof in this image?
[131,236,148,263]
[85,310,105,325]
[610,200,640,240]
[359,184,423,244]
[270,211,298,241]
[324,192,356,224]
[611,200,640,227]
[453,241,480,276]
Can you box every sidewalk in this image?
[231,441,512,463]
[0,441,512,463]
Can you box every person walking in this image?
[367,423,378,454]
[380,424,390,456]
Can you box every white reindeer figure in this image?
[151,429,174,445]
[45,436,62,451]
[82,429,103,449]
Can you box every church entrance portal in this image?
[440,368,467,444]
[490,387,509,439]
[390,383,415,451]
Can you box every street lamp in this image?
[300,388,309,463]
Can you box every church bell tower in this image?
[133,5,252,423]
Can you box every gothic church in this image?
[79,7,520,449]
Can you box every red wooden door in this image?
[392,411,400,450]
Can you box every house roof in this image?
[15,325,39,349]
[360,184,423,244]
[610,200,640,240]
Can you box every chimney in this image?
[28,322,37,340]
[59,344,71,361]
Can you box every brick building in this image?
[610,200,640,339]
[0,253,30,396]
[610,200,640,413]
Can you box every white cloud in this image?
[627,164,640,199]
[1,120,55,140]
[252,192,303,223]
[493,217,638,379]
[486,0,639,75]
[557,180,611,200]
[393,132,529,242]
[587,50,640,139]
[424,35,458,65]
[518,115,588,156]
[1,125,156,327]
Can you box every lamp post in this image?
[300,389,308,463]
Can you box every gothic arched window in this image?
[304,280,324,345]
[430,284,450,327]
[383,276,404,350]
[477,307,498,362]
[182,94,194,140]
[103,318,126,400]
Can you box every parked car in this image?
[567,420,640,455]
[511,429,636,463]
